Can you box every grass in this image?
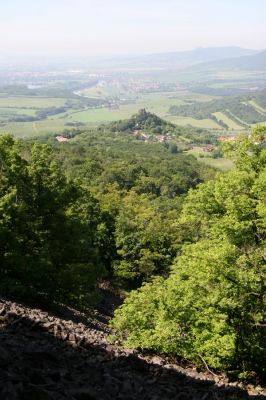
[213,112,244,130]
[186,147,234,171]
[140,93,186,113]
[182,92,219,102]
[80,84,126,98]
[166,116,221,129]
[248,100,266,114]
[187,146,234,172]
[0,119,66,138]
[4,106,221,138]
[214,71,264,80]
[0,85,223,135]
[0,107,36,116]
[224,109,248,127]
[0,97,66,108]
[65,93,186,124]
[66,104,142,123]
[0,82,262,138]
[186,146,208,156]
[199,157,235,171]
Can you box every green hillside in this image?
[169,90,266,128]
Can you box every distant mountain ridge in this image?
[185,50,266,73]
[136,46,258,66]
[96,47,259,70]
[0,47,261,71]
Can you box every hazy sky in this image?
[0,0,265,57]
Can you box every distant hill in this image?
[107,109,216,145]
[188,50,266,73]
[136,47,257,68]
[108,108,175,134]
[88,47,258,70]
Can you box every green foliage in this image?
[0,113,217,305]
[68,127,217,285]
[38,122,214,287]
[113,192,181,284]
[0,134,106,306]
[111,126,266,378]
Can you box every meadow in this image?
[212,111,244,130]
[0,96,66,108]
[186,147,235,171]
[0,89,222,136]
[0,76,264,141]
[1,119,66,138]
[167,115,221,129]
[199,157,235,171]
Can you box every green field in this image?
[166,115,221,129]
[213,111,244,130]
[186,147,235,171]
[66,104,142,123]
[0,79,235,135]
[1,106,223,135]
[248,100,266,114]
[65,94,187,124]
[140,93,186,113]
[80,84,126,98]
[0,119,66,138]
[0,107,36,115]
[0,97,66,108]
[182,92,219,102]
[0,79,264,137]
[199,157,235,171]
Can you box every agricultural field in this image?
[0,97,66,108]
[186,147,235,171]
[248,100,266,114]
[1,119,66,138]
[212,111,244,130]
[0,70,265,137]
[0,88,221,136]
[166,115,221,129]
[66,93,188,123]
[0,107,36,115]
[66,106,139,123]
[0,107,37,125]
[199,157,235,171]
[79,82,127,98]
[169,91,266,129]
[0,96,70,136]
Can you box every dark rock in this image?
[0,299,264,400]
[20,385,52,400]
[61,331,68,341]
[0,345,11,367]
[0,307,6,316]
[69,388,98,400]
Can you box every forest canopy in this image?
[110,126,266,379]
[1,118,265,380]
[0,119,213,300]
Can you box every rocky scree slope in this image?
[0,298,265,400]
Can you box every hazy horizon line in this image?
[0,45,264,60]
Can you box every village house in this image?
[55,136,69,143]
